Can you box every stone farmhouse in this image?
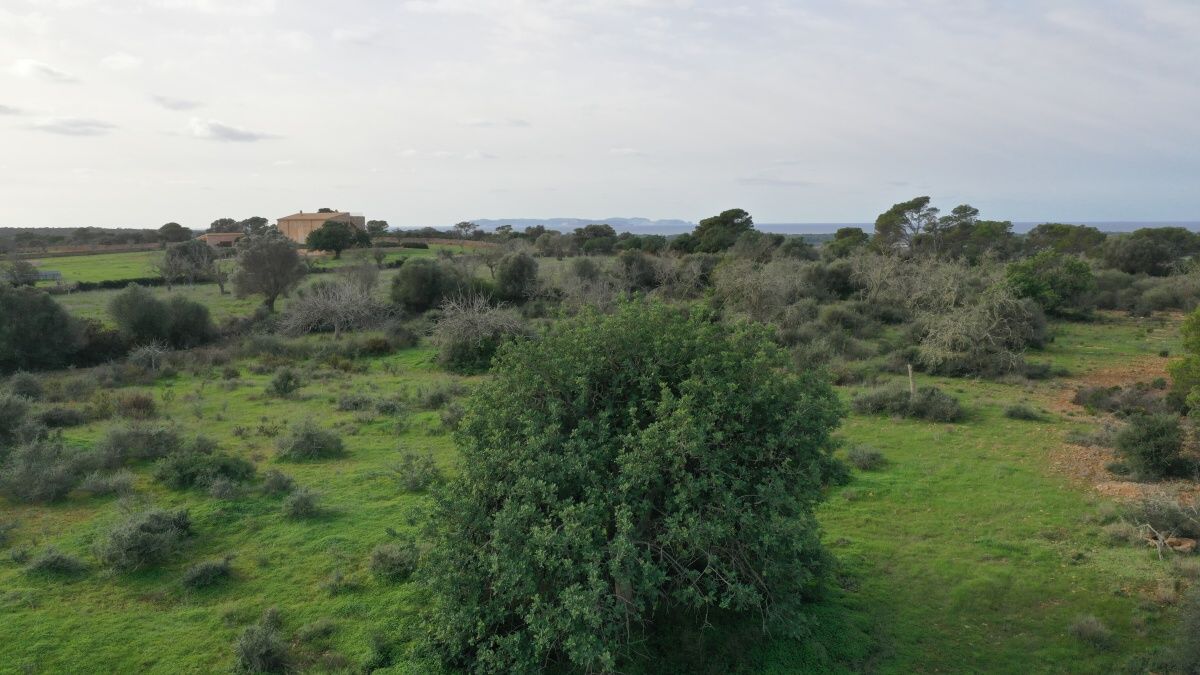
[276,210,367,245]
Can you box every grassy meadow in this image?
[1,247,1196,673]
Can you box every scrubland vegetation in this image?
[5,204,1200,672]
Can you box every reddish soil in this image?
[1046,355,1200,504]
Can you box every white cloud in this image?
[9,58,75,83]
[100,52,142,70]
[331,26,379,45]
[188,118,277,142]
[608,147,644,156]
[738,176,815,188]
[31,117,115,136]
[459,117,530,128]
[153,95,202,111]
[0,104,22,115]
[153,0,276,16]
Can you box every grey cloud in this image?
[154,95,203,111]
[188,118,277,142]
[9,59,76,83]
[0,104,22,115]
[460,118,530,128]
[31,117,115,136]
[332,27,379,44]
[738,176,814,187]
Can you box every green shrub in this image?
[0,285,86,373]
[25,548,87,576]
[1176,589,1200,672]
[281,488,320,519]
[266,368,302,398]
[93,424,182,468]
[153,438,255,490]
[432,295,526,374]
[846,445,886,471]
[389,258,463,312]
[95,509,193,572]
[1006,251,1095,316]
[78,470,135,497]
[109,285,171,345]
[165,296,216,349]
[391,451,442,492]
[37,406,88,429]
[115,392,157,419]
[275,420,344,461]
[260,469,295,495]
[495,251,539,301]
[7,372,43,401]
[421,301,843,672]
[851,384,964,422]
[336,393,374,411]
[411,380,465,410]
[1121,500,1200,540]
[0,393,32,447]
[1004,403,1044,421]
[1115,413,1185,479]
[234,608,289,674]
[182,556,233,589]
[0,440,84,503]
[370,540,418,582]
[1067,615,1113,650]
[384,320,420,349]
[1072,385,1163,416]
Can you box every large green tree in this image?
[157,222,192,243]
[232,230,306,312]
[1025,223,1106,257]
[691,208,753,252]
[1006,251,1095,316]
[874,196,939,252]
[0,286,82,373]
[422,301,844,672]
[305,220,367,259]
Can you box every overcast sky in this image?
[2,0,1198,229]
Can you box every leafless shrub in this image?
[278,279,392,339]
[432,294,527,373]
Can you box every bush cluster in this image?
[851,384,965,422]
[95,509,193,572]
[275,421,344,461]
[1115,414,1188,480]
[153,438,255,490]
[422,301,844,672]
[108,285,215,349]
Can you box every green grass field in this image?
[45,245,479,325]
[0,313,1188,672]
[29,244,469,286]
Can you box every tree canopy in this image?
[232,230,306,312]
[692,208,754,252]
[422,300,844,672]
[305,220,367,259]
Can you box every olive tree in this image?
[232,230,306,312]
[422,301,845,673]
